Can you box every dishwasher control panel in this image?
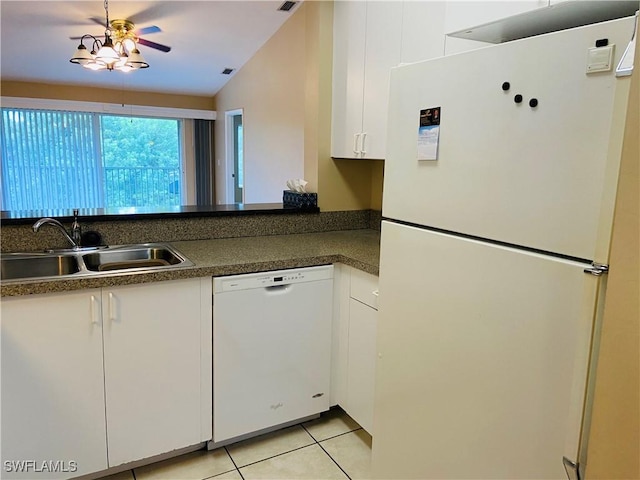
[213,265,333,293]
[258,271,305,286]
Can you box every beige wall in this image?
[585,43,640,479]
[370,160,385,211]
[309,1,377,211]
[214,1,380,210]
[0,80,215,110]
[213,3,307,204]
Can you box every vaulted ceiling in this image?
[1,1,301,97]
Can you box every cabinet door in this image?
[1,290,108,479]
[346,298,378,435]
[331,0,366,158]
[400,1,447,64]
[102,278,208,466]
[361,1,403,159]
[330,264,351,408]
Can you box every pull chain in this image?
[104,0,110,34]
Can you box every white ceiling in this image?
[1,0,300,97]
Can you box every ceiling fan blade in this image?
[138,37,171,53]
[136,25,161,36]
[89,16,107,28]
[128,4,184,25]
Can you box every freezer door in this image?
[383,17,634,260]
[372,221,601,479]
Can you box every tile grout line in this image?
[301,423,353,480]
[229,442,317,470]
[308,426,364,443]
[223,419,362,473]
[124,418,362,480]
[223,446,245,480]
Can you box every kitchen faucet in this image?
[33,209,82,250]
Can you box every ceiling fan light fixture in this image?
[95,37,120,65]
[126,48,149,69]
[118,64,134,73]
[69,0,163,73]
[122,37,136,53]
[69,44,94,65]
[82,62,106,71]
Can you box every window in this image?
[1,108,183,211]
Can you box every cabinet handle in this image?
[108,292,116,322]
[90,295,100,325]
[361,132,367,156]
[372,290,379,297]
[353,133,361,155]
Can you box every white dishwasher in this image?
[212,265,333,443]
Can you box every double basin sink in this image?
[1,243,193,283]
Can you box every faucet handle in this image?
[71,209,82,245]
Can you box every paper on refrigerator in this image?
[417,107,441,161]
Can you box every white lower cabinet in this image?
[332,265,379,435]
[1,289,108,479]
[1,278,212,478]
[347,298,378,434]
[102,279,211,466]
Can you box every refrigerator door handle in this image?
[583,263,609,276]
[563,457,581,480]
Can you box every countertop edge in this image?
[0,232,380,297]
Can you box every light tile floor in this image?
[98,408,372,480]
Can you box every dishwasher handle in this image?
[264,284,292,294]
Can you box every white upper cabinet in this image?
[360,3,403,160]
[331,1,402,159]
[400,1,447,64]
[332,1,366,159]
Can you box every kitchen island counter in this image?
[1,229,380,297]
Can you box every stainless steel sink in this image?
[0,243,193,283]
[82,246,187,272]
[1,253,81,281]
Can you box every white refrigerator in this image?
[373,16,637,480]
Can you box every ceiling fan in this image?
[85,17,172,54]
[69,0,171,72]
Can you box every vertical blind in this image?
[0,108,183,211]
[1,109,103,211]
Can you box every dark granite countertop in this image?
[0,229,380,297]
[1,203,318,225]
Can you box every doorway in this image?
[225,109,244,204]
